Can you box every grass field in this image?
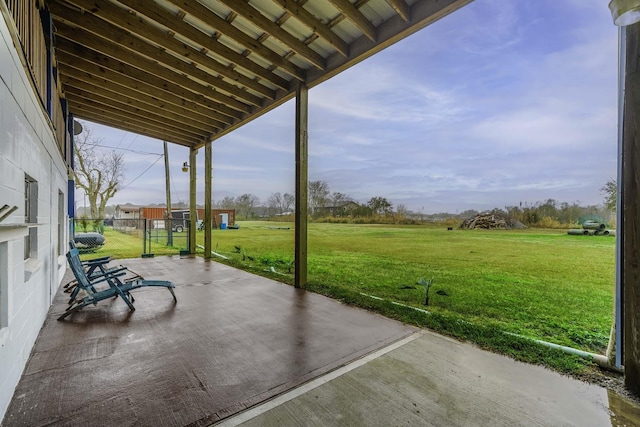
[89,221,616,373]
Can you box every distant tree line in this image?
[209,180,617,228]
[106,179,618,227]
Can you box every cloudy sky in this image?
[80,0,619,214]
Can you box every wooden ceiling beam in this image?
[49,17,256,113]
[116,0,289,91]
[55,36,242,123]
[67,91,206,141]
[216,0,326,70]
[56,58,233,128]
[68,101,203,147]
[166,0,304,81]
[307,0,471,87]
[271,0,349,56]
[386,0,410,22]
[51,8,264,109]
[59,72,225,131]
[65,85,216,138]
[328,0,376,41]
[50,0,278,99]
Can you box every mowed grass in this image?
[86,221,615,372]
[78,227,189,259]
[198,221,614,356]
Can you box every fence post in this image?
[143,219,147,256]
[141,219,154,258]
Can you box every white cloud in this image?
[83,0,620,213]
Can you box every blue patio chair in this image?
[58,248,177,321]
[63,241,144,304]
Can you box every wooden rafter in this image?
[65,87,214,139]
[386,0,410,22]
[50,0,278,99]
[56,58,233,128]
[59,73,226,130]
[216,0,327,70]
[328,0,376,42]
[116,0,289,91]
[55,37,242,122]
[67,92,205,141]
[69,104,200,147]
[272,0,349,56]
[43,0,472,149]
[165,0,305,81]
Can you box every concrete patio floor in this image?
[2,256,640,426]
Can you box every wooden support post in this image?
[204,140,212,259]
[163,141,173,247]
[623,21,640,395]
[189,147,197,255]
[294,82,308,288]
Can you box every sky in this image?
[78,0,620,214]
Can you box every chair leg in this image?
[58,300,91,321]
[168,287,177,303]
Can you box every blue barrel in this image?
[220,223,227,230]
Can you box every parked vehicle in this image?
[171,210,202,232]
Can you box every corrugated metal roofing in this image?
[47,0,473,148]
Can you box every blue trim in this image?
[68,180,75,218]
[68,113,74,170]
[39,7,53,117]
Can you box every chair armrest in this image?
[82,256,112,267]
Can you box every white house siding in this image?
[0,11,68,421]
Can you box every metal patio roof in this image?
[48,0,472,148]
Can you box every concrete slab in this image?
[1,256,415,426]
[225,331,634,427]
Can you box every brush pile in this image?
[460,212,526,230]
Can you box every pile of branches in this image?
[460,211,526,230]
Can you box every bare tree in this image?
[267,192,283,215]
[601,179,617,212]
[218,196,236,209]
[282,193,294,212]
[235,193,259,219]
[308,180,330,215]
[331,192,351,206]
[74,126,125,225]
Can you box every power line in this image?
[124,134,139,150]
[84,141,161,156]
[115,131,129,149]
[120,154,164,190]
[169,164,184,204]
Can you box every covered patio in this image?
[3,0,640,423]
[2,256,414,426]
[2,257,638,426]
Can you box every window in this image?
[24,174,38,260]
[58,190,65,257]
[0,242,8,329]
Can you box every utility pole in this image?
[164,141,173,246]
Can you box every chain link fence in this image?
[71,218,193,259]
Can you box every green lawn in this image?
[199,222,615,353]
[86,221,616,372]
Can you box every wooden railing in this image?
[5,0,47,105]
[4,0,68,160]
[53,87,67,158]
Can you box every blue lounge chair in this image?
[63,242,144,304]
[58,248,176,321]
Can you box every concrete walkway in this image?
[220,330,640,426]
